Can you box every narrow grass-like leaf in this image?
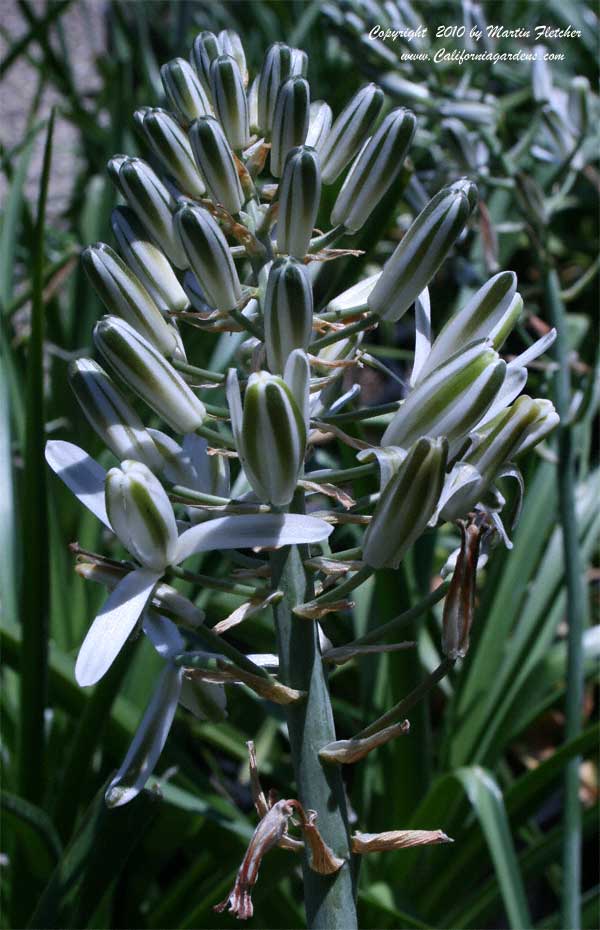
[28,781,158,928]
[452,768,530,930]
[18,108,55,806]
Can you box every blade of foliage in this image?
[17,109,54,805]
[28,781,158,929]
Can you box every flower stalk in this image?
[270,493,357,929]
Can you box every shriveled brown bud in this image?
[214,799,296,920]
[352,829,452,854]
[442,522,482,659]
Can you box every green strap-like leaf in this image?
[453,767,531,930]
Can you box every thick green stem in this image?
[544,265,586,930]
[270,496,357,930]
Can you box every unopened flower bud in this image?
[306,100,332,153]
[438,99,496,127]
[257,42,293,136]
[247,77,259,133]
[81,243,177,355]
[382,342,506,455]
[110,206,189,315]
[446,177,479,212]
[417,271,517,381]
[106,460,178,571]
[264,257,313,373]
[568,76,590,136]
[290,47,308,76]
[210,55,249,152]
[489,293,523,351]
[218,30,247,85]
[474,397,559,463]
[191,30,221,93]
[331,108,416,232]
[276,145,320,259]
[189,116,244,214]
[319,83,384,184]
[94,316,206,433]
[363,437,448,569]
[442,523,481,659]
[160,57,212,126]
[467,395,548,480]
[135,107,205,198]
[227,369,307,506]
[175,203,242,310]
[69,358,163,471]
[368,184,474,322]
[270,77,310,178]
[117,156,188,268]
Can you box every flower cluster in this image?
[47,28,557,815]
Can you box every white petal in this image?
[143,611,185,659]
[357,445,408,493]
[45,440,110,528]
[284,349,310,431]
[226,368,243,444]
[510,328,556,368]
[105,663,182,807]
[174,513,333,565]
[75,568,161,686]
[411,287,431,386]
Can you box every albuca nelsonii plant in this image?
[45,29,560,929]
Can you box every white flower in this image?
[45,440,333,688]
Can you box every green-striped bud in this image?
[276,145,321,259]
[116,156,188,269]
[568,76,590,137]
[69,359,163,471]
[290,48,308,76]
[470,396,559,466]
[94,316,206,433]
[105,460,178,571]
[363,437,448,569]
[227,368,307,506]
[319,83,384,184]
[438,99,497,127]
[209,55,249,152]
[191,31,221,93]
[442,118,477,172]
[382,342,506,456]
[417,271,517,381]
[439,396,558,523]
[306,100,332,153]
[270,77,310,178]
[467,395,549,481]
[257,42,292,136]
[446,177,478,212]
[331,107,416,232]
[82,243,177,356]
[174,203,242,310]
[490,294,523,351]
[189,116,243,215]
[368,183,474,322]
[218,30,247,86]
[247,77,259,134]
[264,257,313,373]
[110,206,189,315]
[135,107,205,198]
[160,58,212,126]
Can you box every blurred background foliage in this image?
[1,1,598,928]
